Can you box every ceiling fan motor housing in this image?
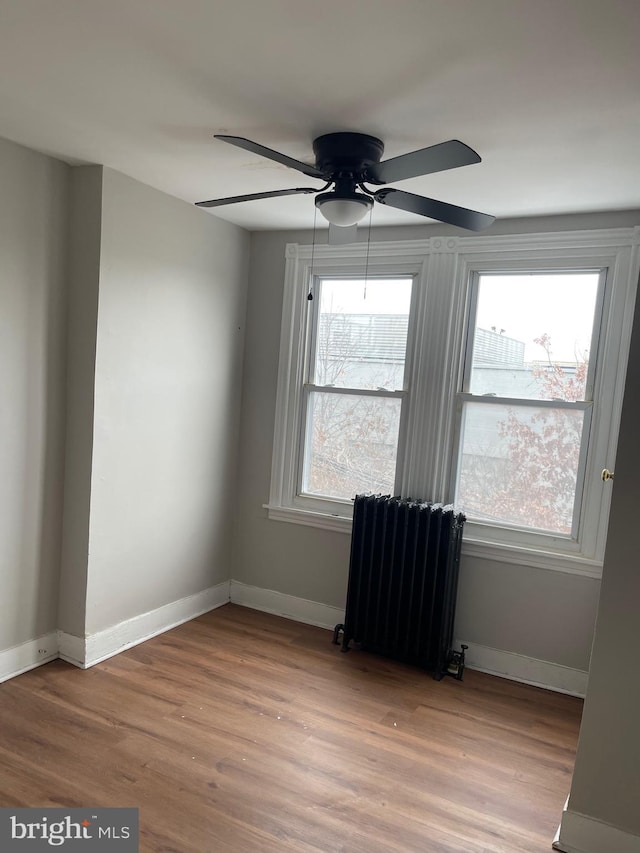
[312,132,384,179]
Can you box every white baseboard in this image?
[60,581,231,668]
[457,640,589,698]
[0,583,589,703]
[553,805,640,853]
[0,632,59,683]
[230,580,344,631]
[57,631,86,668]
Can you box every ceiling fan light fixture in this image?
[315,191,373,227]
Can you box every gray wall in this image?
[563,281,640,836]
[81,169,249,633]
[234,212,639,672]
[0,137,69,648]
[3,136,250,652]
[58,166,103,637]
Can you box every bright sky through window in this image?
[475,273,600,362]
[319,279,412,316]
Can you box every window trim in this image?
[269,245,428,522]
[266,229,640,577]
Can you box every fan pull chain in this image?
[308,206,318,301]
[362,204,373,300]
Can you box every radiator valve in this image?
[445,644,468,680]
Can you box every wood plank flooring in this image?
[0,604,582,852]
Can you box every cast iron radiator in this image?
[333,494,466,680]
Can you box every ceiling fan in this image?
[196,132,494,240]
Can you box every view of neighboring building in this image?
[470,327,580,398]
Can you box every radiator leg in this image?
[439,644,468,681]
[333,623,351,653]
[456,644,468,681]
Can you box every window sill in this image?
[264,504,352,534]
[461,537,602,578]
[264,504,603,578]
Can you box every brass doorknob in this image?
[601,469,615,482]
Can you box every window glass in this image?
[468,273,599,401]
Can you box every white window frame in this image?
[298,273,415,509]
[452,266,605,552]
[267,243,429,531]
[266,229,640,577]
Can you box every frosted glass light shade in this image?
[315,193,373,227]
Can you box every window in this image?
[455,271,602,537]
[301,277,412,502]
[268,231,639,575]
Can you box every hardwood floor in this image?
[0,605,582,852]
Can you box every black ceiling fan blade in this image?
[214,135,325,180]
[374,188,495,231]
[196,187,318,208]
[366,140,481,185]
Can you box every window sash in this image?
[303,383,405,398]
[454,397,593,540]
[457,393,591,411]
[461,269,607,403]
[306,274,414,391]
[298,387,407,502]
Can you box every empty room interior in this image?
[1,2,640,851]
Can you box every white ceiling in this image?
[0,0,639,231]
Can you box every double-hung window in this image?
[268,230,639,573]
[455,270,602,542]
[301,276,412,504]
[451,236,638,572]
